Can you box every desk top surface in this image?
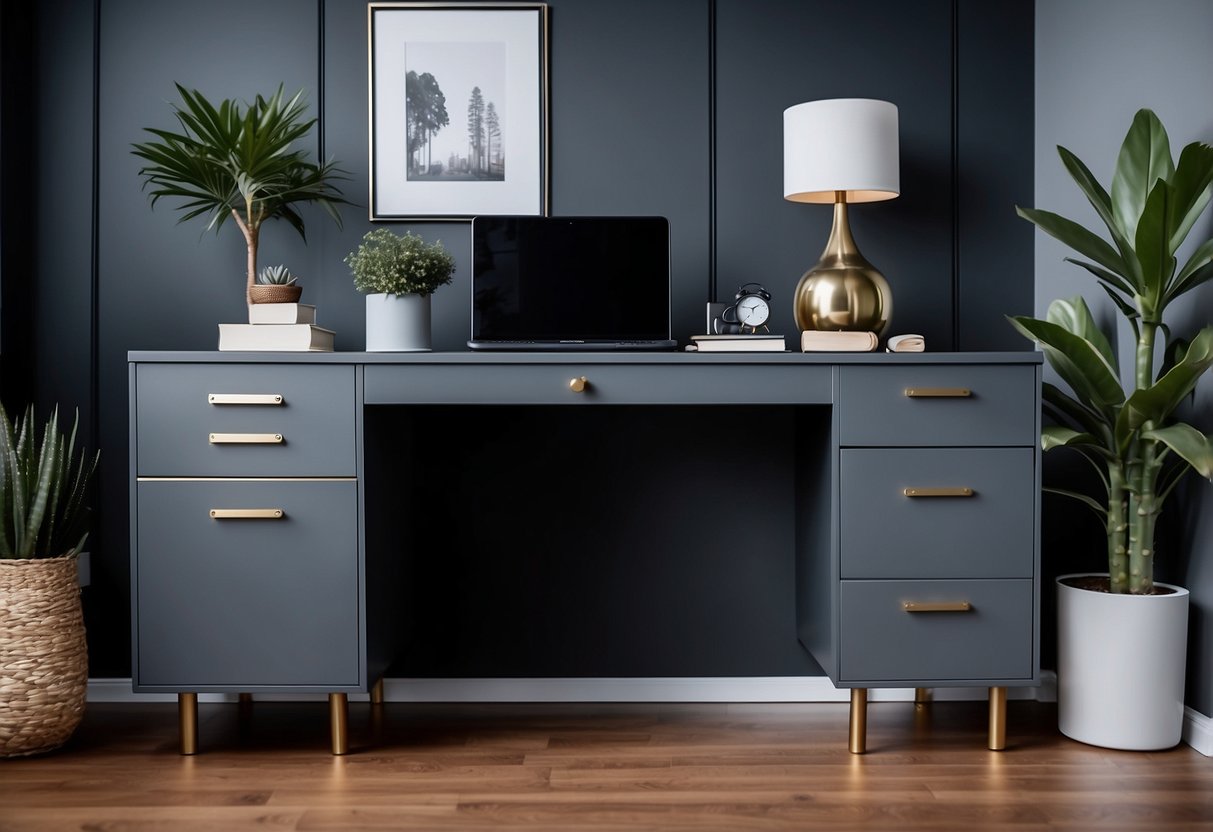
[129,350,1043,365]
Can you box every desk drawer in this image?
[839,365,1037,446]
[840,448,1035,579]
[365,363,832,405]
[134,480,359,688]
[839,579,1033,683]
[136,364,356,476]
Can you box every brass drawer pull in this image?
[904,601,972,613]
[569,376,588,393]
[208,393,283,405]
[209,433,284,444]
[209,508,284,519]
[904,387,971,398]
[903,487,975,498]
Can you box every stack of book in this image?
[218,303,335,352]
[800,330,878,352]
[688,333,787,352]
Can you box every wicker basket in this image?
[249,284,303,304]
[0,558,87,757]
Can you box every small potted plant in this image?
[132,84,350,306]
[1010,109,1213,750]
[250,264,302,304]
[345,228,456,352]
[0,405,99,757]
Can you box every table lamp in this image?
[783,98,900,334]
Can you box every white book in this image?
[247,303,316,325]
[688,334,786,352]
[218,324,335,352]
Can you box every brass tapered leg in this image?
[848,688,868,754]
[988,686,1007,751]
[238,693,253,705]
[178,693,198,756]
[370,678,385,705]
[329,693,349,756]
[914,687,931,705]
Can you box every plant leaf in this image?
[1045,296,1118,375]
[1016,206,1132,283]
[1042,381,1112,439]
[1058,145,1140,272]
[1117,326,1213,444]
[1143,423,1213,479]
[1112,109,1174,243]
[1009,315,1125,412]
[1133,179,1176,317]
[1043,486,1108,518]
[1042,425,1102,451]
[1166,140,1213,254]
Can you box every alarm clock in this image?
[714,283,772,334]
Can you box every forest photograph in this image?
[404,41,506,182]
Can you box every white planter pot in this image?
[365,293,431,352]
[1057,573,1189,750]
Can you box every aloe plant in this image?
[257,264,297,286]
[132,84,349,304]
[1010,109,1213,594]
[0,405,99,559]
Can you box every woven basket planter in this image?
[0,558,87,757]
[248,284,302,304]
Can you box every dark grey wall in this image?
[23,0,1034,678]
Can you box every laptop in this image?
[468,215,678,351]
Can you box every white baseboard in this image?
[86,674,1056,705]
[1183,707,1213,756]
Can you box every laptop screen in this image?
[471,216,670,343]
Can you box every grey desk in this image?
[129,351,1042,754]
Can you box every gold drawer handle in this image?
[210,508,284,519]
[904,601,972,613]
[903,487,975,497]
[904,387,971,398]
[209,433,284,444]
[209,393,283,405]
[569,376,588,393]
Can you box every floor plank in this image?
[0,700,1209,831]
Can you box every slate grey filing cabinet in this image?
[823,363,1041,753]
[129,361,385,755]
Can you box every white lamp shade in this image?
[783,98,900,204]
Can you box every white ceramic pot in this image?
[365,293,431,352]
[1056,573,1189,750]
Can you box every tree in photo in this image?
[485,102,502,177]
[406,71,449,177]
[467,86,486,175]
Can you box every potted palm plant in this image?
[132,84,349,305]
[0,405,99,757]
[1010,109,1213,750]
[345,228,456,352]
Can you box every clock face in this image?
[736,295,770,326]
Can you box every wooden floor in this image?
[1,700,1210,831]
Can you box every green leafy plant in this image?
[257,264,297,286]
[0,405,99,560]
[132,84,350,304]
[1010,109,1213,594]
[345,228,456,297]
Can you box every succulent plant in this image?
[257,264,297,286]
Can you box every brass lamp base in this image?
[794,192,892,334]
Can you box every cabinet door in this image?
[135,480,359,688]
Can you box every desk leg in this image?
[370,678,385,706]
[848,688,868,754]
[329,693,349,756]
[988,686,1007,751]
[178,693,198,756]
[914,687,931,705]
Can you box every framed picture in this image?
[368,2,550,221]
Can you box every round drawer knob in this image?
[569,376,588,393]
